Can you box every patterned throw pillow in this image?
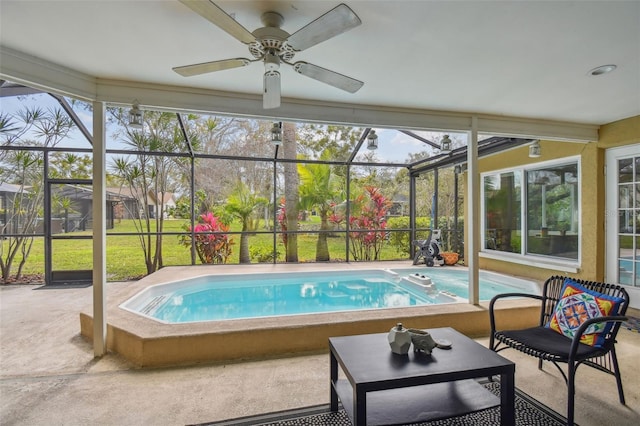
[547,279,624,347]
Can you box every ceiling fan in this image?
[174,1,364,109]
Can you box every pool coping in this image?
[79,262,541,367]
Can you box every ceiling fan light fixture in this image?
[440,135,452,154]
[271,122,282,145]
[529,140,541,158]
[263,70,281,109]
[128,102,143,129]
[367,129,378,150]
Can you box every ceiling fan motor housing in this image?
[250,16,295,62]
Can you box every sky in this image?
[1,93,469,163]
[0,93,94,149]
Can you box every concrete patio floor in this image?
[1,282,639,425]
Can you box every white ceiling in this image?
[1,0,639,127]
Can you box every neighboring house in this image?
[388,195,409,217]
[52,185,125,232]
[473,115,640,309]
[107,187,175,219]
[1,183,129,234]
[148,191,176,219]
[0,182,28,234]
[106,187,140,220]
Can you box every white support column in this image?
[92,101,107,356]
[467,117,480,305]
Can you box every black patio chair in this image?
[489,275,629,426]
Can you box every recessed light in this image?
[588,64,617,76]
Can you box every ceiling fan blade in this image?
[263,71,281,109]
[173,58,251,77]
[286,3,361,51]
[179,0,256,44]
[293,62,363,93]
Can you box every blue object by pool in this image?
[121,268,538,323]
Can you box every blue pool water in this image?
[122,268,539,324]
[618,258,640,286]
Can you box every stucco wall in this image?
[599,115,640,148]
[467,115,639,283]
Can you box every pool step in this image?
[141,295,168,315]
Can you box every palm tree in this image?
[298,152,340,261]
[282,122,299,262]
[225,181,268,263]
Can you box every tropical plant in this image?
[109,108,195,274]
[180,212,233,264]
[172,189,207,219]
[51,193,76,233]
[224,181,268,263]
[330,186,391,261]
[49,152,92,179]
[0,106,74,282]
[298,151,342,261]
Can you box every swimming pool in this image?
[121,267,538,323]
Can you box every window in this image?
[613,154,640,286]
[483,172,521,253]
[482,158,579,261]
[526,163,578,259]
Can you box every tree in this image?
[224,181,268,264]
[49,152,92,179]
[109,108,193,275]
[296,124,361,160]
[282,122,299,262]
[0,106,74,282]
[194,118,273,215]
[298,150,342,261]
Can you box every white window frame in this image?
[605,144,640,284]
[480,156,581,273]
[605,143,640,310]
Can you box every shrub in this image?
[386,216,431,256]
[330,186,392,261]
[179,212,234,264]
[250,244,280,263]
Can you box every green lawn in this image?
[4,218,409,281]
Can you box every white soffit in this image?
[1,45,599,142]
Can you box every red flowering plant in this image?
[276,197,288,245]
[180,212,234,264]
[276,197,306,245]
[327,201,344,227]
[329,186,391,261]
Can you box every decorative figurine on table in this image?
[387,323,411,355]
[408,328,438,355]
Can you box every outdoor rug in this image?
[622,316,640,333]
[193,381,569,426]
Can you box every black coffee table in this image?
[329,327,515,426]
